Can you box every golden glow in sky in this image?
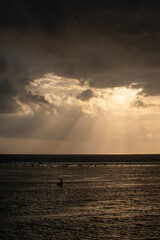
[28,73,142,116]
[0,73,160,154]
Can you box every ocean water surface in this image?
[0,156,160,239]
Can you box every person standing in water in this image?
[57,178,63,187]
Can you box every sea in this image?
[0,154,160,240]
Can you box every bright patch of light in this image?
[27,73,146,116]
[111,87,138,108]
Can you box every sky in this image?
[0,0,160,154]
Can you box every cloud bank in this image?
[0,0,160,113]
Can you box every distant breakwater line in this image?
[0,154,160,164]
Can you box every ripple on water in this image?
[0,163,159,240]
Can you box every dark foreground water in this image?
[0,157,160,239]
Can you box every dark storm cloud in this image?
[1,0,160,114]
[139,81,160,96]
[77,89,94,101]
[1,1,160,33]
[0,54,27,112]
[0,52,48,113]
[26,91,48,104]
[0,77,19,113]
[0,56,8,73]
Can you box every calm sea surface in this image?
[0,157,160,239]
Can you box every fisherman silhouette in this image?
[57,178,63,187]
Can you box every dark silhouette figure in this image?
[57,178,63,187]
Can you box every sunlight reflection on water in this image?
[0,163,159,239]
